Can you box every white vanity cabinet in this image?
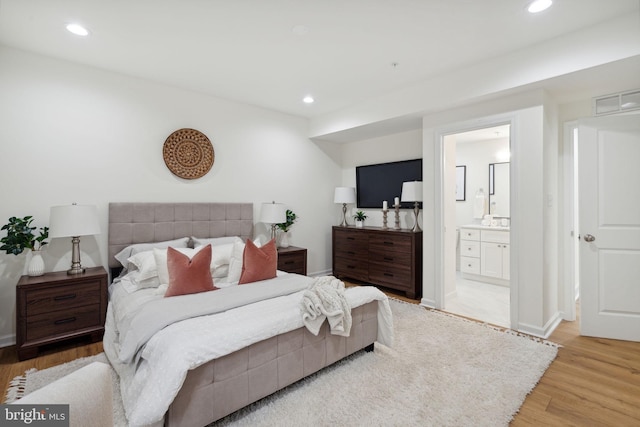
[460,226,510,286]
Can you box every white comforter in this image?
[103,272,394,427]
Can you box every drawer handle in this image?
[54,294,77,301]
[384,273,394,277]
[468,264,472,267]
[284,260,295,265]
[347,237,355,241]
[347,265,356,269]
[347,251,355,255]
[384,257,394,261]
[383,241,394,246]
[54,317,76,325]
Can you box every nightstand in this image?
[277,246,307,275]
[16,266,108,360]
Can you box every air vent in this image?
[593,89,640,116]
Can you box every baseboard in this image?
[0,333,16,349]
[517,312,563,339]
[420,297,436,308]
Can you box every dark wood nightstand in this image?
[277,246,307,275]
[16,266,108,360]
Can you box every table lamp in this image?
[334,187,356,226]
[401,181,423,232]
[49,203,101,274]
[260,201,287,241]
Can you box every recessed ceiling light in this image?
[66,23,89,36]
[527,0,552,13]
[303,96,314,104]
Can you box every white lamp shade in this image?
[334,187,356,204]
[49,204,101,238]
[260,202,287,224]
[401,181,423,202]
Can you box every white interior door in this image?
[578,114,640,341]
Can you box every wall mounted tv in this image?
[356,158,423,209]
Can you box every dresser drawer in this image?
[460,228,480,241]
[26,304,101,341]
[369,264,411,287]
[334,230,369,251]
[334,257,369,281]
[460,241,480,258]
[369,250,412,267]
[460,256,480,274]
[369,234,411,253]
[24,280,102,317]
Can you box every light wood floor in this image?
[2,289,639,426]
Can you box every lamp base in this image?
[339,203,349,226]
[67,266,86,275]
[411,202,422,232]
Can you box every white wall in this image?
[0,46,342,346]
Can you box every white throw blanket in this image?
[301,276,352,336]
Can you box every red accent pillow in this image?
[164,244,217,297]
[238,238,277,284]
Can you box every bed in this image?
[102,202,393,427]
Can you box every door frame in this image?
[561,121,578,321]
[433,112,518,329]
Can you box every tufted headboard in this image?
[108,202,253,270]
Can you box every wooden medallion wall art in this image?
[163,128,215,179]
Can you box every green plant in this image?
[0,216,49,255]
[353,211,367,221]
[276,210,297,232]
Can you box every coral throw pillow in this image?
[165,244,217,297]
[239,238,277,284]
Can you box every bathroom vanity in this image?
[459,225,510,286]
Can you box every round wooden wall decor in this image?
[163,128,214,179]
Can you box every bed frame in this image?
[107,202,379,427]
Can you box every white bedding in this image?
[103,271,394,427]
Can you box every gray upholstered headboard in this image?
[108,202,253,270]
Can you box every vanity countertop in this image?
[461,224,510,231]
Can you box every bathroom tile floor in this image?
[444,273,510,328]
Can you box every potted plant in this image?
[353,211,367,228]
[1,216,49,276]
[276,209,297,248]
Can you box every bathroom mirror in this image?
[489,162,510,217]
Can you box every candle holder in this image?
[393,203,401,229]
[382,210,388,229]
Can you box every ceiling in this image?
[0,0,639,120]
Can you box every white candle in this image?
[382,200,388,210]
[394,197,399,206]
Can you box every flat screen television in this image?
[355,159,423,209]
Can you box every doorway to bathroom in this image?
[442,124,511,328]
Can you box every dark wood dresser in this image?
[16,266,108,360]
[332,226,422,299]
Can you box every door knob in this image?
[583,234,596,242]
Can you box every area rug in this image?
[5,299,558,426]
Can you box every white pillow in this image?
[206,243,235,278]
[153,246,204,285]
[114,237,190,268]
[226,238,264,284]
[191,236,243,247]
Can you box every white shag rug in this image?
[5,299,557,426]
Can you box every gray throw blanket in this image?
[301,276,352,336]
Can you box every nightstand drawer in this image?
[26,304,101,341]
[24,280,102,317]
[278,254,305,274]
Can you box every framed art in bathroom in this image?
[456,165,466,201]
